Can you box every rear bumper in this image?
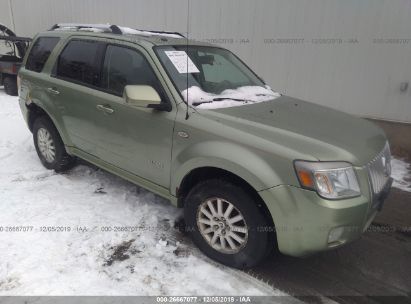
[259,178,392,257]
[18,97,30,128]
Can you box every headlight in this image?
[294,161,361,199]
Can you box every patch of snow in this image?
[391,157,411,192]
[54,23,111,33]
[53,24,183,39]
[0,89,280,296]
[119,27,183,39]
[182,86,281,110]
[54,27,105,33]
[79,28,106,33]
[58,23,112,29]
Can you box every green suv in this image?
[18,24,393,268]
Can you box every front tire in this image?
[184,179,273,269]
[33,116,75,172]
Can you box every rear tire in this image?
[33,116,75,172]
[184,179,273,269]
[3,76,18,96]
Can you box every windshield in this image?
[155,46,280,109]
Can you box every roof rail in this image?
[135,29,185,38]
[49,23,185,39]
[49,23,122,34]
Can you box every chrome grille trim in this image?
[367,143,392,195]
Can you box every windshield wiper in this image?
[192,98,248,106]
[192,100,213,106]
[192,97,250,107]
[212,97,247,102]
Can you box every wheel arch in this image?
[27,102,48,131]
[175,166,276,231]
[172,140,285,194]
[26,102,71,147]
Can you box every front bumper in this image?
[259,177,392,257]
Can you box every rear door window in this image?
[25,37,59,72]
[101,45,159,96]
[56,40,104,87]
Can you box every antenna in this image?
[185,0,190,120]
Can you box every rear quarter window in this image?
[25,37,60,73]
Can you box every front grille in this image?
[367,143,392,195]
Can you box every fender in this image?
[171,140,285,196]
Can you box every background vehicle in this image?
[18,24,392,269]
[0,24,31,95]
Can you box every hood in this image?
[200,96,387,166]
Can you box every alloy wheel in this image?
[37,128,56,163]
[196,197,249,254]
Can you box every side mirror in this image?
[124,85,170,111]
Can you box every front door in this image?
[91,43,176,188]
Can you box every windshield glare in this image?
[156,46,280,109]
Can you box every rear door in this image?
[46,38,106,155]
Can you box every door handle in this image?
[47,87,60,95]
[96,104,114,114]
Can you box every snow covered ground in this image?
[0,90,279,296]
[391,157,411,192]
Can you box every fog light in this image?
[328,227,345,244]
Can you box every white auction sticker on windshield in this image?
[165,51,200,74]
